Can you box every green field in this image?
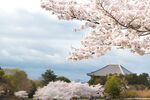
[0,98,104,100]
[0,98,105,100]
[1,98,150,100]
[0,97,33,100]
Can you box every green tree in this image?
[41,69,57,86]
[119,74,128,90]
[88,75,96,85]
[138,73,149,86]
[56,76,71,83]
[0,67,4,81]
[99,76,107,85]
[28,80,37,98]
[88,75,107,85]
[104,75,122,98]
[3,68,32,94]
[125,74,138,85]
[123,73,150,88]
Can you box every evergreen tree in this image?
[41,69,57,86]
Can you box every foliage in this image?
[138,73,150,86]
[3,68,32,94]
[120,89,150,98]
[0,68,38,96]
[41,69,71,86]
[88,75,97,85]
[120,90,138,98]
[28,80,37,98]
[88,75,106,85]
[125,74,138,85]
[0,67,4,81]
[41,69,57,86]
[88,73,150,88]
[41,0,150,61]
[104,75,122,98]
[124,73,150,88]
[34,81,104,100]
[56,76,71,83]
[14,91,28,98]
[88,73,150,98]
[99,76,107,85]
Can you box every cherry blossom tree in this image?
[34,81,103,100]
[41,0,150,60]
[0,86,4,96]
[14,91,28,98]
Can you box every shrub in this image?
[137,90,150,98]
[120,90,150,98]
[120,90,138,98]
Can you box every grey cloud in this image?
[0,8,150,82]
[0,9,83,40]
[0,8,83,65]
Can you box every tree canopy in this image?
[104,75,122,98]
[56,76,71,83]
[41,0,150,60]
[2,68,32,94]
[41,69,57,86]
[0,67,4,81]
[88,75,106,85]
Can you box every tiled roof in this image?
[87,64,132,76]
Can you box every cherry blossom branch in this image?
[99,2,150,36]
[41,0,150,60]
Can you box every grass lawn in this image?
[0,97,33,100]
[74,99,125,100]
[78,99,105,100]
[0,97,107,100]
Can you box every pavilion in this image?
[87,63,132,76]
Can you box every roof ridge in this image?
[118,64,124,75]
[120,65,133,74]
[87,64,133,76]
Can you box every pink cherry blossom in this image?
[34,81,104,100]
[41,0,150,60]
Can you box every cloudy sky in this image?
[0,0,150,82]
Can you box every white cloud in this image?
[1,50,10,56]
[0,46,65,64]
